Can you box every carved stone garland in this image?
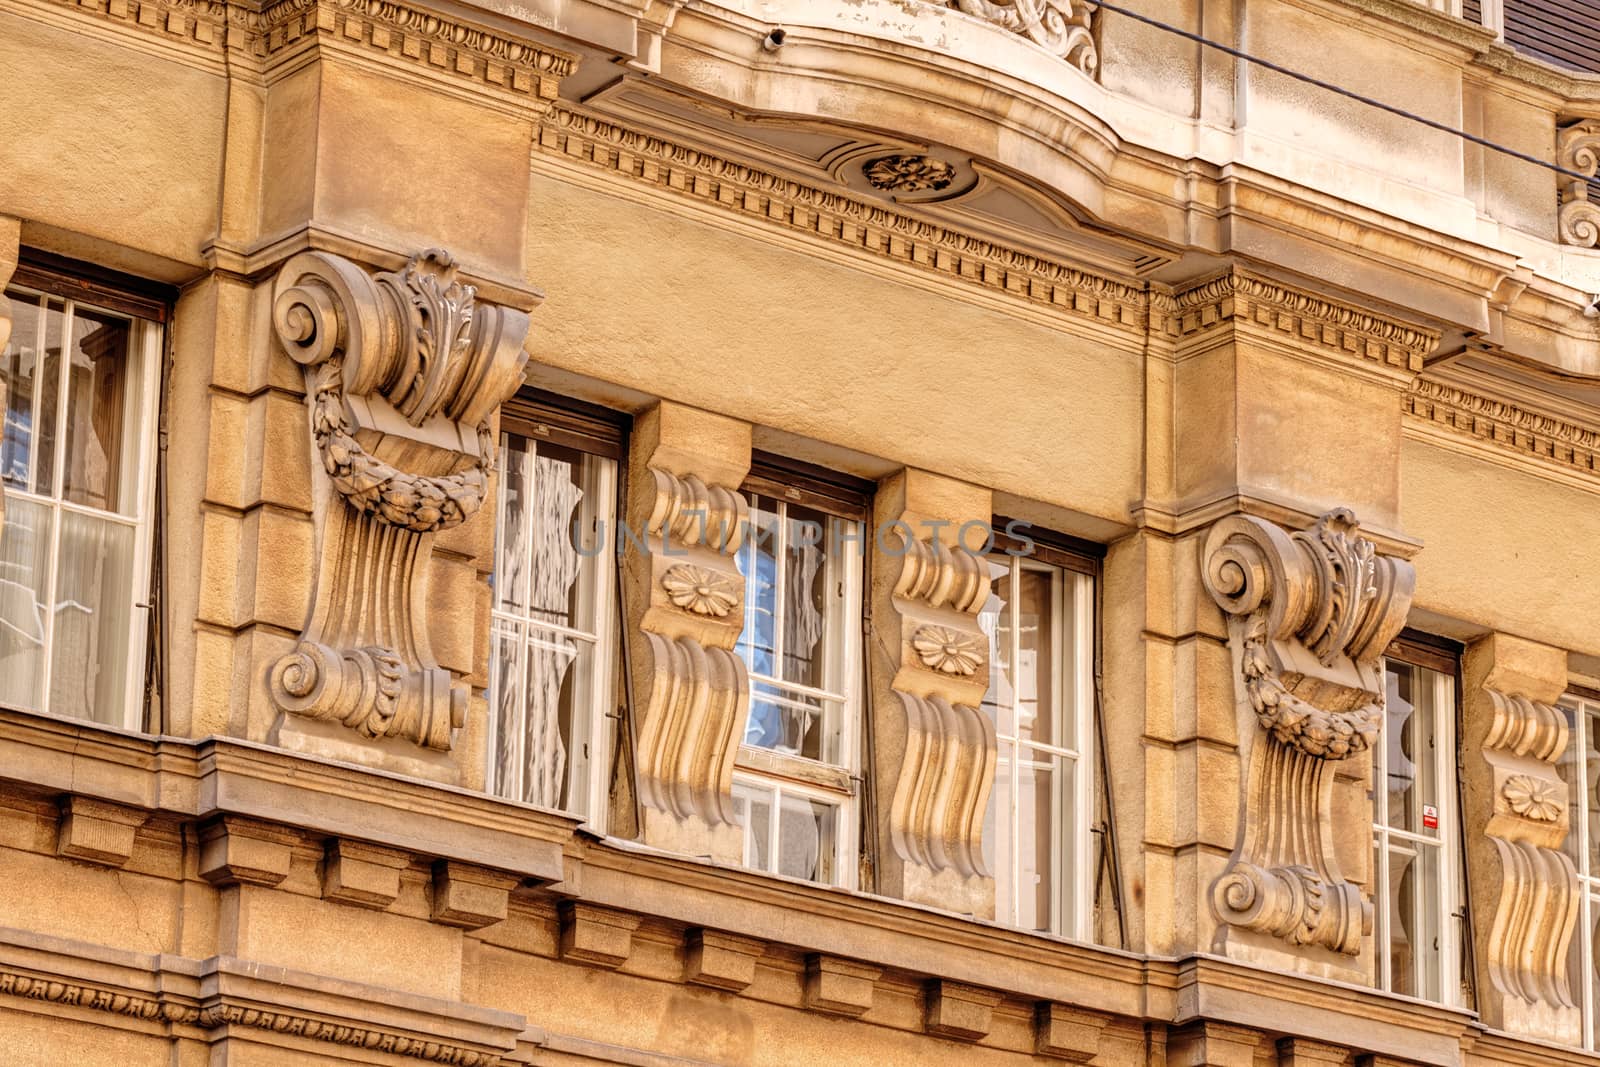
[1558,120,1600,248]
[268,249,529,751]
[1479,688,1580,1031]
[1202,510,1413,959]
[946,0,1098,74]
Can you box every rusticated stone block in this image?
[1036,1002,1109,1061]
[560,903,641,968]
[684,929,764,991]
[322,839,410,909]
[57,796,149,868]
[431,860,520,928]
[803,954,880,1016]
[1168,1022,1262,1067]
[924,980,1002,1041]
[198,816,297,887]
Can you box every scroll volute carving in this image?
[1202,510,1414,962]
[1558,120,1600,248]
[268,249,529,755]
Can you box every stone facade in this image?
[2,0,1600,1064]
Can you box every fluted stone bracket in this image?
[1463,635,1580,1045]
[267,249,529,766]
[1202,509,1414,973]
[944,1,1098,75]
[1558,120,1600,248]
[622,404,752,863]
[870,472,996,916]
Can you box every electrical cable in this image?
[1089,0,1593,184]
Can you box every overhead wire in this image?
[1088,0,1593,184]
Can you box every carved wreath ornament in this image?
[911,625,986,676]
[1503,774,1564,822]
[661,564,741,617]
[863,155,957,193]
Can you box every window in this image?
[1372,640,1464,1004]
[978,528,1096,937]
[0,263,163,729]
[730,456,867,887]
[487,394,623,826]
[1559,687,1600,1049]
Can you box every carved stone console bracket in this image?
[1465,633,1581,1044]
[1202,509,1414,962]
[1558,120,1600,248]
[876,513,998,915]
[268,249,529,753]
[944,1,1098,75]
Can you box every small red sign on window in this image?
[1422,804,1439,830]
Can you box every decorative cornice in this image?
[30,0,575,106]
[535,106,1151,337]
[1170,269,1439,373]
[1405,377,1600,482]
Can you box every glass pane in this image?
[62,306,132,514]
[0,496,52,711]
[1372,836,1386,987]
[745,681,823,758]
[1389,843,1442,1000]
[734,781,772,872]
[777,792,837,884]
[49,510,135,725]
[489,617,527,799]
[1015,748,1059,933]
[496,435,533,617]
[1384,664,1440,836]
[1015,565,1058,749]
[735,497,779,676]
[987,740,1016,924]
[1,291,44,492]
[980,562,1017,738]
[1587,705,1600,878]
[780,503,828,690]
[518,628,583,809]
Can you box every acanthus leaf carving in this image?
[946,0,1098,75]
[1202,508,1414,958]
[268,249,530,753]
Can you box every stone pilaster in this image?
[868,470,996,916]
[622,401,752,863]
[1462,633,1580,1044]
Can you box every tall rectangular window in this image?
[1559,688,1600,1050]
[979,529,1096,937]
[0,264,162,730]
[487,395,623,827]
[1373,640,1464,1004]
[730,456,867,888]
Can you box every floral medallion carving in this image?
[661,564,741,617]
[911,625,986,676]
[863,155,957,193]
[1503,774,1563,822]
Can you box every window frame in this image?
[2,257,166,732]
[980,526,1099,940]
[1373,634,1466,1006]
[1559,682,1600,1050]
[487,390,628,829]
[730,454,869,889]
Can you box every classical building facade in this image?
[4,0,1600,1063]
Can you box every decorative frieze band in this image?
[536,107,1150,336]
[1406,377,1600,483]
[1170,269,1438,372]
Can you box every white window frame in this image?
[485,412,620,830]
[1372,653,1463,1005]
[730,481,865,890]
[983,551,1095,939]
[1,283,161,732]
[1559,690,1600,1050]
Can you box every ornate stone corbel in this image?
[1202,509,1413,965]
[946,1,1098,75]
[268,249,529,755]
[870,474,997,916]
[623,405,751,862]
[1463,635,1580,1044]
[1558,120,1600,248]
